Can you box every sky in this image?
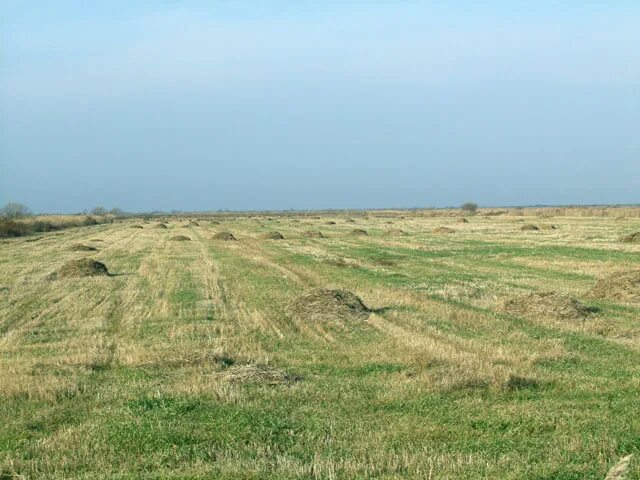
[1,1,639,213]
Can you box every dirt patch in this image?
[287,288,371,322]
[261,231,284,240]
[50,258,109,279]
[69,244,98,252]
[521,224,540,231]
[620,231,640,243]
[499,292,596,320]
[587,269,640,302]
[218,364,300,385]
[432,227,455,234]
[213,231,237,241]
[303,231,325,238]
[351,229,368,236]
[170,235,191,241]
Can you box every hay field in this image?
[1,211,639,479]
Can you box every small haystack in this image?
[262,231,284,240]
[188,221,200,227]
[385,228,407,236]
[458,218,469,224]
[303,231,325,238]
[521,224,540,231]
[51,258,109,279]
[218,364,299,385]
[345,218,356,223]
[500,292,595,320]
[539,224,559,230]
[170,235,191,241]
[433,227,455,234]
[130,225,144,229]
[325,221,336,225]
[351,229,368,236]
[287,288,371,322]
[587,270,640,302]
[154,223,168,229]
[620,232,640,243]
[69,244,98,252]
[213,231,237,241]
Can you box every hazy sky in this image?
[1,1,639,212]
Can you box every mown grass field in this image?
[1,211,639,479]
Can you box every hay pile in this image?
[539,224,559,230]
[385,228,407,236]
[130,225,144,229]
[620,231,640,243]
[351,229,368,236]
[262,231,284,240]
[287,288,371,322]
[521,224,540,231]
[500,292,595,320]
[155,223,168,229]
[188,221,200,227]
[458,218,469,224]
[325,221,336,225]
[587,270,640,302]
[345,218,356,223]
[213,231,237,241]
[69,244,98,252]
[51,259,109,279]
[433,227,455,234]
[170,235,191,241]
[218,364,299,385]
[303,231,325,238]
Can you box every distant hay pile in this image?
[587,270,640,303]
[351,229,368,236]
[432,227,455,234]
[345,218,356,223]
[458,218,469,223]
[521,224,540,231]
[213,231,237,241]
[170,235,191,241]
[385,228,407,236]
[620,231,640,243]
[188,221,200,227]
[261,231,284,240]
[50,258,109,279]
[130,225,144,229]
[303,230,325,238]
[325,221,336,225]
[154,223,168,229]
[69,244,98,252]
[287,289,371,322]
[539,224,559,230]
[500,292,595,320]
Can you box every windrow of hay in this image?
[587,270,640,303]
[170,235,191,241]
[433,227,455,234]
[213,231,237,241]
[521,224,540,231]
[217,364,300,385]
[620,231,640,243]
[303,230,325,238]
[499,292,596,320]
[68,244,98,252]
[49,258,109,280]
[351,229,368,236]
[261,231,284,240]
[286,288,371,322]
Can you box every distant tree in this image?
[109,208,124,217]
[91,206,107,215]
[461,202,478,215]
[1,202,32,219]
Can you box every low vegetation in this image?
[1,208,639,478]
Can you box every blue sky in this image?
[1,1,638,212]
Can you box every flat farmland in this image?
[1,212,639,479]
